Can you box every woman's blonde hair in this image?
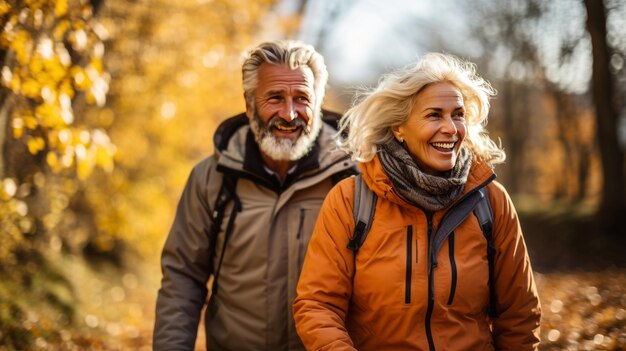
[338,53,505,165]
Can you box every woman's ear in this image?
[391,125,404,143]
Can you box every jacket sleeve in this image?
[293,179,358,351]
[489,182,541,351]
[153,160,215,351]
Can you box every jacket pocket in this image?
[447,231,457,305]
[405,225,413,304]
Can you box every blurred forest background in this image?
[0,0,625,350]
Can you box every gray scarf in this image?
[378,140,472,211]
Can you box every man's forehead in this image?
[257,63,315,90]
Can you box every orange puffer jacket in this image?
[294,155,541,351]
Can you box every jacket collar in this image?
[241,129,321,190]
[360,153,496,210]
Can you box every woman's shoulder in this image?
[486,180,512,202]
[330,175,357,200]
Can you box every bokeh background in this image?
[1,0,625,350]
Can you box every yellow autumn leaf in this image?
[11,30,32,65]
[85,91,96,104]
[76,157,94,180]
[0,1,10,17]
[12,125,24,139]
[55,0,68,17]
[90,58,103,73]
[12,117,24,138]
[53,20,71,40]
[95,146,114,172]
[61,149,74,168]
[59,79,75,98]
[21,78,41,98]
[29,56,44,74]
[71,66,92,90]
[37,102,67,128]
[46,151,60,170]
[23,114,38,129]
[7,74,20,93]
[27,137,45,155]
[47,59,68,82]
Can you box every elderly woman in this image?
[293,53,541,350]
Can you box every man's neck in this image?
[260,153,296,182]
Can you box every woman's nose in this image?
[441,116,458,134]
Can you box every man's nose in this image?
[278,99,297,121]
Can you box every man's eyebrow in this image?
[265,89,285,96]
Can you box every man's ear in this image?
[244,94,252,118]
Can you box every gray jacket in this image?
[154,113,356,350]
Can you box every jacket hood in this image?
[213,112,249,154]
[359,152,496,209]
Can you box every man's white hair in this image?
[242,40,328,119]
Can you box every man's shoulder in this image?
[190,155,219,181]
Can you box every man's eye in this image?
[268,96,282,102]
[297,96,310,102]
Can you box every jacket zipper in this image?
[447,232,457,305]
[405,225,413,304]
[297,209,306,272]
[425,212,436,351]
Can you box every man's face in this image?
[246,63,321,161]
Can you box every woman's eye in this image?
[453,111,465,119]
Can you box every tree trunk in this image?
[0,89,12,179]
[583,0,626,232]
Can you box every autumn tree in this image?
[583,0,625,231]
[464,0,626,214]
[0,0,115,347]
[1,0,278,347]
[88,0,275,259]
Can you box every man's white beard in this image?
[249,110,322,161]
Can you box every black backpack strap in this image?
[330,166,359,186]
[347,175,377,252]
[208,173,241,296]
[474,187,498,318]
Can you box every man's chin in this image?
[270,129,302,142]
[259,134,314,162]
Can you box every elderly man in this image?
[153,40,356,350]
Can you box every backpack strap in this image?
[330,167,359,186]
[347,174,377,252]
[474,187,498,318]
[208,173,241,296]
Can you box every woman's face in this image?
[392,82,467,175]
